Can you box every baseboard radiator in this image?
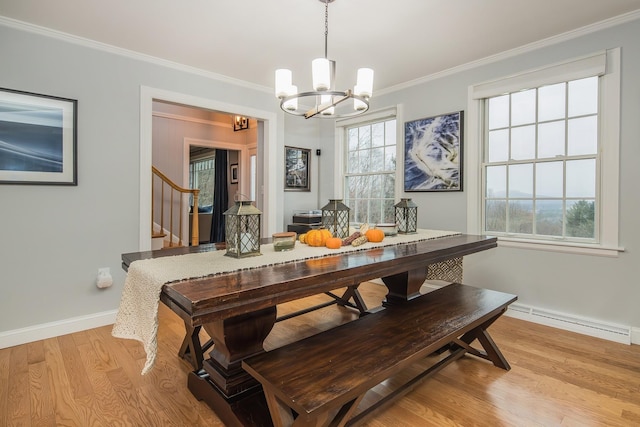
[506,302,632,345]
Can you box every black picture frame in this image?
[0,87,78,185]
[404,111,463,192]
[284,146,310,191]
[230,163,238,184]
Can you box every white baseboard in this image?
[0,310,117,349]
[506,303,632,345]
[632,327,640,345]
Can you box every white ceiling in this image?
[2,0,640,94]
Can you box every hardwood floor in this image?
[2,282,639,426]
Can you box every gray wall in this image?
[370,18,640,328]
[1,16,639,339]
[0,23,276,333]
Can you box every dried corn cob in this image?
[351,235,369,247]
[342,232,361,246]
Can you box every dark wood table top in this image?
[122,234,497,327]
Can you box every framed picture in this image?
[284,146,310,191]
[0,87,78,185]
[404,111,463,192]
[230,163,238,184]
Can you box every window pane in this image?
[537,121,565,158]
[568,116,598,156]
[369,199,382,224]
[488,95,509,129]
[486,165,506,198]
[347,151,358,173]
[383,174,395,198]
[370,175,381,198]
[372,122,384,147]
[485,200,506,232]
[509,164,533,198]
[358,126,371,149]
[348,128,358,151]
[385,147,396,170]
[568,77,598,117]
[566,159,595,198]
[511,89,536,126]
[371,147,384,172]
[508,200,533,233]
[357,175,370,198]
[511,125,535,160]
[488,129,509,162]
[538,83,566,122]
[566,200,595,238]
[536,161,563,198]
[536,200,563,236]
[383,199,395,223]
[358,150,370,173]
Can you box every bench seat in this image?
[242,283,517,427]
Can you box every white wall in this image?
[372,17,640,330]
[0,22,277,338]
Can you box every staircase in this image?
[152,166,200,248]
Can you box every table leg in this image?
[188,307,277,426]
[381,266,428,306]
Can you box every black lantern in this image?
[321,199,350,239]
[395,198,418,234]
[224,200,262,258]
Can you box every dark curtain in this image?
[210,149,228,243]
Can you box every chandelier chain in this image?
[324,0,329,59]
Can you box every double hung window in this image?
[343,117,397,225]
[467,49,621,255]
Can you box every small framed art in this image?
[284,146,310,191]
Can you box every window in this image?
[484,76,598,240]
[343,117,397,225]
[467,49,621,255]
[189,155,215,208]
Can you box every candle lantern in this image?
[224,200,262,258]
[321,199,350,239]
[395,198,418,234]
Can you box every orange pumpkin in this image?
[299,233,307,243]
[365,228,385,243]
[305,229,332,247]
[325,237,343,249]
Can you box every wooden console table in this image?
[121,233,497,426]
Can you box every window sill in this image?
[495,236,624,257]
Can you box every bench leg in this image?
[454,310,511,370]
[177,323,214,371]
[263,388,364,427]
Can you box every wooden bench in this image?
[242,283,517,427]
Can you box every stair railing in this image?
[152,166,200,247]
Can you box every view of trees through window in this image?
[344,119,396,225]
[483,76,598,240]
[189,155,215,209]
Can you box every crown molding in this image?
[0,15,272,95]
[377,9,640,96]
[2,9,639,97]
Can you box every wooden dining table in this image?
[121,233,497,427]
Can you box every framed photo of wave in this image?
[0,88,77,185]
[404,111,463,192]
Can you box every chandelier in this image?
[274,0,374,119]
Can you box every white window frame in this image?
[334,107,402,214]
[466,48,623,257]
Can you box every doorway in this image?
[139,86,279,251]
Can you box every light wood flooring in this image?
[1,282,639,426]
